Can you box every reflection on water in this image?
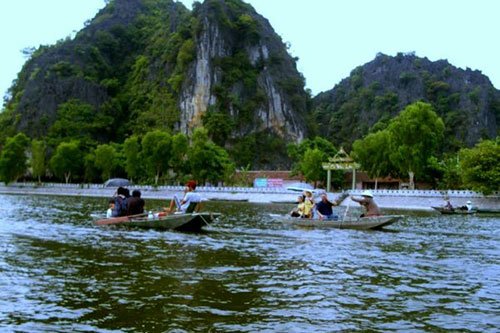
[0,194,499,332]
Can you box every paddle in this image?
[342,192,351,222]
[95,212,148,225]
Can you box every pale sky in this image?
[1,0,499,104]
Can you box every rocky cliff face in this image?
[2,0,307,150]
[179,0,307,141]
[4,0,185,139]
[313,53,500,149]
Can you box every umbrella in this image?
[104,178,131,187]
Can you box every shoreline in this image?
[0,183,498,212]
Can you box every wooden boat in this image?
[95,212,221,232]
[208,197,249,202]
[476,209,500,214]
[270,214,403,230]
[431,206,477,215]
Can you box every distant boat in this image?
[270,214,403,230]
[431,206,477,215]
[476,208,500,214]
[270,200,297,204]
[208,197,249,202]
[286,182,315,192]
[95,212,221,232]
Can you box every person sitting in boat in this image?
[303,190,314,218]
[126,189,145,216]
[290,195,306,217]
[459,200,474,211]
[351,190,380,217]
[165,180,202,214]
[315,193,341,220]
[112,186,130,217]
[443,196,453,211]
[106,199,114,218]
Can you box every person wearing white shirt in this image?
[165,180,202,214]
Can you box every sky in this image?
[1,0,499,103]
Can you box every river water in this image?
[0,194,498,332]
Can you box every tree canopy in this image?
[94,144,118,181]
[387,102,444,188]
[123,136,142,183]
[459,138,500,194]
[50,141,83,183]
[352,129,393,183]
[188,128,235,185]
[141,130,172,185]
[0,133,30,184]
[31,139,46,184]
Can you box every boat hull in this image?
[95,212,221,232]
[271,214,403,230]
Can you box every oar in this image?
[96,212,148,225]
[342,192,351,222]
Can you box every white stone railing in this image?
[1,182,498,197]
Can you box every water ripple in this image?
[0,195,498,332]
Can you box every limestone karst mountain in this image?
[2,0,308,167]
[312,53,499,150]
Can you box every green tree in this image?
[0,133,30,184]
[387,102,444,189]
[94,144,117,181]
[84,152,100,183]
[31,139,46,184]
[170,133,189,180]
[141,130,171,184]
[459,138,500,194]
[123,136,142,182]
[299,148,326,187]
[288,136,337,160]
[47,99,113,147]
[288,136,337,175]
[230,135,256,168]
[202,107,234,146]
[423,155,463,190]
[188,128,235,185]
[50,141,83,183]
[352,130,393,189]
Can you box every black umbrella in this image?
[104,178,131,187]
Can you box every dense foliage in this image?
[312,53,499,151]
[352,102,444,188]
[287,137,343,188]
[0,127,235,186]
[0,0,308,171]
[50,141,84,184]
[31,139,46,184]
[0,133,30,184]
[387,102,445,187]
[458,138,500,194]
[0,1,498,190]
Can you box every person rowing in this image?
[350,190,380,217]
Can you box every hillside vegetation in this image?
[0,1,498,191]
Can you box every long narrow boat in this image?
[431,206,477,215]
[95,212,221,232]
[270,214,403,230]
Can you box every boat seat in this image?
[185,202,202,213]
